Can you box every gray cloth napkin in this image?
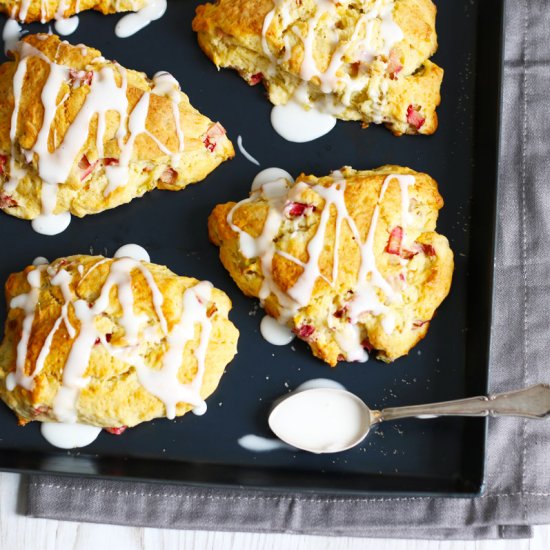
[24,0,550,539]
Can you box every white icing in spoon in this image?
[251,167,294,191]
[237,135,260,166]
[260,315,295,346]
[115,0,167,38]
[2,19,23,54]
[269,388,369,453]
[271,100,336,143]
[238,434,292,452]
[270,384,543,454]
[54,16,79,36]
[114,243,150,263]
[238,379,345,453]
[40,422,102,449]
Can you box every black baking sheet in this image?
[0,0,503,495]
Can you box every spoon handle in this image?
[375,384,550,423]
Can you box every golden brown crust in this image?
[0,255,239,427]
[0,34,234,220]
[208,165,454,366]
[0,0,148,23]
[193,0,442,135]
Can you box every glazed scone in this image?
[193,0,443,135]
[209,165,453,366]
[0,34,234,227]
[2,0,150,23]
[0,254,239,428]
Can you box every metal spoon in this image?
[268,383,550,454]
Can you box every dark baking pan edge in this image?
[461,0,505,496]
[0,0,504,497]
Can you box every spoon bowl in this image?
[268,388,373,454]
[268,383,550,454]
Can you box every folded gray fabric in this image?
[25,476,534,539]
[25,0,550,538]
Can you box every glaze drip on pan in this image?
[4,0,164,31]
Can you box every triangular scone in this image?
[193,0,443,135]
[0,255,239,428]
[1,0,150,23]
[0,34,234,221]
[209,166,454,366]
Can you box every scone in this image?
[0,255,239,428]
[0,34,234,223]
[209,165,453,366]
[193,0,443,135]
[2,0,150,23]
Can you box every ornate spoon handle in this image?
[371,384,550,424]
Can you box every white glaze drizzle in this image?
[251,167,294,191]
[54,1,79,38]
[263,0,402,95]
[103,91,149,196]
[238,434,292,452]
[115,0,167,38]
[237,135,260,166]
[111,280,213,419]
[17,0,31,20]
[54,16,79,36]
[5,267,44,391]
[50,268,76,337]
[114,243,150,263]
[151,71,184,166]
[227,179,299,319]
[32,256,49,266]
[2,19,23,54]
[262,0,404,141]
[31,208,71,236]
[3,40,185,234]
[192,402,208,416]
[12,0,163,38]
[54,0,68,20]
[7,253,216,424]
[295,378,346,392]
[260,315,295,345]
[271,97,336,143]
[41,422,101,449]
[4,52,29,195]
[78,257,110,284]
[227,171,414,361]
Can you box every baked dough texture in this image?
[0,255,239,428]
[1,0,149,23]
[193,0,443,135]
[0,34,234,221]
[209,165,453,366]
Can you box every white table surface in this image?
[2,473,548,549]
